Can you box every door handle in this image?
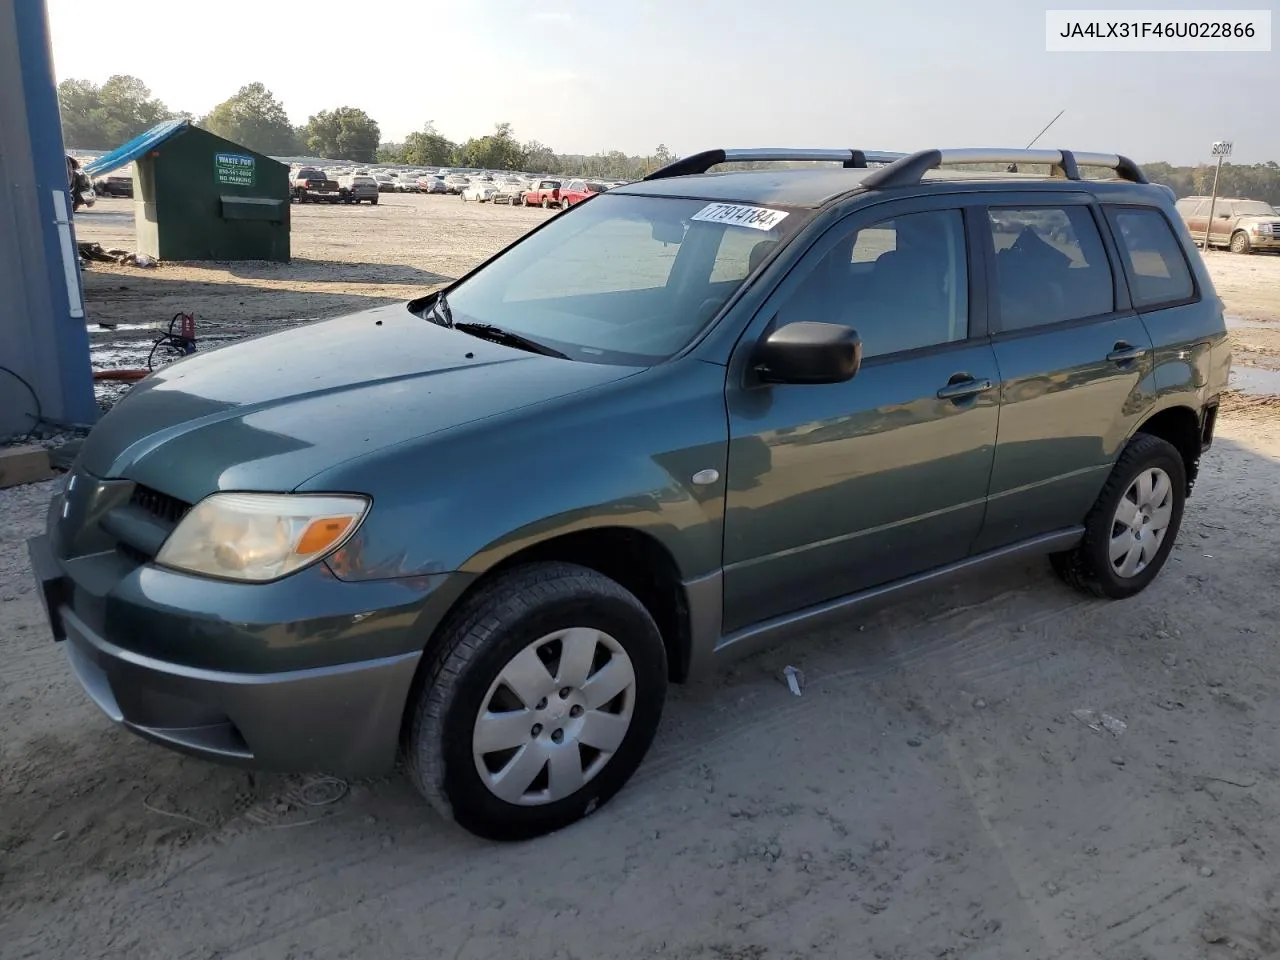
[936,377,994,401]
[1106,342,1146,364]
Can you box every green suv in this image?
[28,146,1229,840]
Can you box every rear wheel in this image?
[541,197,550,209]
[369,197,378,205]
[1050,433,1186,599]
[1230,231,1252,255]
[561,198,571,210]
[404,562,667,841]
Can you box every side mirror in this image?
[754,321,862,385]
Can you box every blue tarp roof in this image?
[83,118,190,177]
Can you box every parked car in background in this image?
[442,174,470,194]
[338,174,380,205]
[1175,195,1280,254]
[417,175,448,194]
[523,178,564,207]
[292,167,340,203]
[93,173,133,198]
[558,179,608,209]
[395,174,418,194]
[492,176,526,204]
[461,177,498,202]
[373,174,397,193]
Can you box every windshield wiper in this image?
[453,322,569,360]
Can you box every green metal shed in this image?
[84,120,290,262]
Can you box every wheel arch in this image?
[468,526,692,683]
[398,525,694,754]
[1133,403,1202,493]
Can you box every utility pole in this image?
[1202,140,1232,251]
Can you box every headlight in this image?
[156,493,370,582]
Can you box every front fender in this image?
[308,361,730,582]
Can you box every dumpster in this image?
[83,119,290,262]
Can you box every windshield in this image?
[1234,200,1279,216]
[435,193,807,365]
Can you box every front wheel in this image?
[404,562,667,841]
[1230,231,1252,255]
[1050,433,1186,599]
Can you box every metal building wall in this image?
[0,0,95,440]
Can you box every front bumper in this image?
[61,601,420,775]
[1246,233,1280,250]
[28,523,470,776]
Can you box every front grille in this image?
[130,485,191,526]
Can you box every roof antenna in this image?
[1009,108,1065,172]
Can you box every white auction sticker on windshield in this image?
[690,202,789,232]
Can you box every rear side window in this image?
[1105,206,1196,309]
[988,207,1113,330]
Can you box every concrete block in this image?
[0,445,54,488]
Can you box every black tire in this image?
[1050,433,1186,599]
[541,197,550,209]
[404,562,667,841]
[1230,231,1252,255]
[369,197,378,205]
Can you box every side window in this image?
[1105,207,1196,309]
[777,209,969,359]
[988,206,1113,330]
[1215,201,1234,219]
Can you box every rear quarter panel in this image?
[1131,196,1229,418]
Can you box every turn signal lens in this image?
[295,516,356,556]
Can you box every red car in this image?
[522,178,564,208]
[558,178,607,208]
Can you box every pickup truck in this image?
[521,178,563,208]
[292,168,340,203]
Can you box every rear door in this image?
[972,194,1156,552]
[722,198,1000,631]
[1209,200,1235,247]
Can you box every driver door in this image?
[722,198,1000,631]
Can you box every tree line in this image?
[55,76,1280,200]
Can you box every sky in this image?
[45,0,1278,164]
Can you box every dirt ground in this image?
[5,195,1280,959]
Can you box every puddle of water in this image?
[1229,365,1280,395]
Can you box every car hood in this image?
[80,303,639,502]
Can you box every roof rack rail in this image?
[860,148,1148,189]
[644,148,907,181]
